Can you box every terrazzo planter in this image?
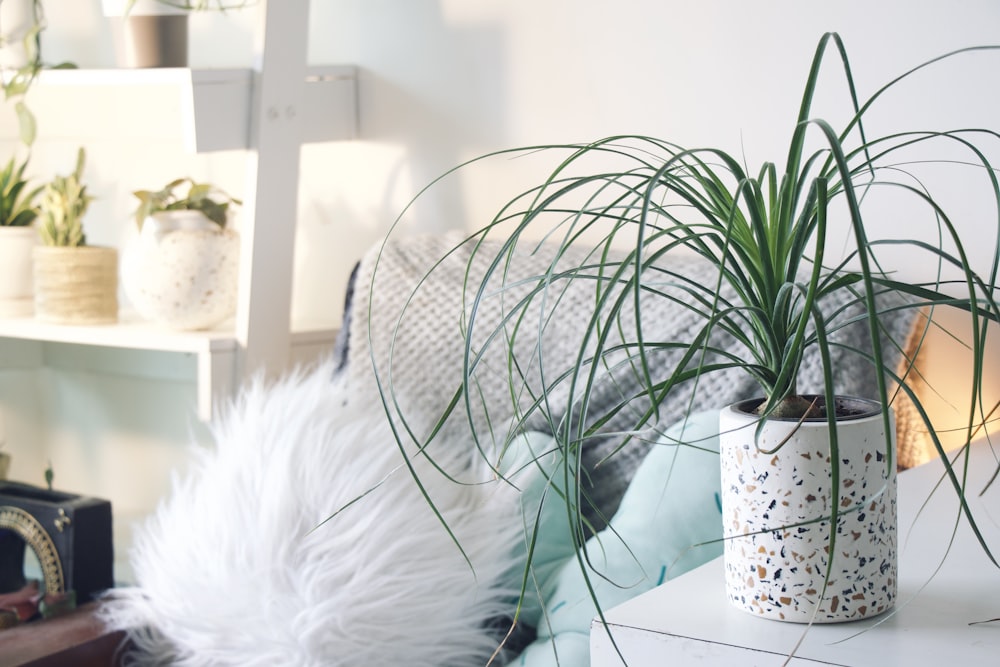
[121,211,239,331]
[719,396,897,623]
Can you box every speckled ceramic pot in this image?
[121,211,239,331]
[719,396,897,623]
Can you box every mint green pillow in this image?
[512,410,724,666]
[495,430,582,624]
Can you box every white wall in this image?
[1,0,998,581]
[23,0,1000,319]
[309,0,1000,286]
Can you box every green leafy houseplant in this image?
[123,177,241,330]
[37,147,91,247]
[373,31,1000,654]
[0,154,40,227]
[32,147,117,325]
[131,177,240,231]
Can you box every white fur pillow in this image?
[101,359,531,667]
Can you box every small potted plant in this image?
[0,154,41,316]
[101,0,254,68]
[121,177,241,331]
[33,148,118,325]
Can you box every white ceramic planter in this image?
[719,396,897,623]
[121,211,239,331]
[0,225,36,316]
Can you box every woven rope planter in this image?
[33,246,119,325]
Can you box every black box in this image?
[0,482,113,604]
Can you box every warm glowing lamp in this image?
[895,305,1000,468]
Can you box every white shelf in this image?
[0,4,345,429]
[25,65,358,152]
[590,436,1000,666]
[0,316,338,421]
[0,314,237,353]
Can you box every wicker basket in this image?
[33,246,119,325]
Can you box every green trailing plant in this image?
[37,147,92,247]
[373,31,1000,657]
[0,153,40,227]
[131,177,240,231]
[1,0,76,146]
[0,0,43,146]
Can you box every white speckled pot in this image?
[122,211,239,331]
[719,397,897,623]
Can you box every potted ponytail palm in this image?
[377,32,1000,647]
[33,148,118,325]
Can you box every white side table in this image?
[590,437,1000,666]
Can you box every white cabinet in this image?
[0,1,358,420]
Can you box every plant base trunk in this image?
[719,396,897,623]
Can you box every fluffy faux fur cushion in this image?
[101,359,532,667]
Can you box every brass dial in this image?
[0,505,64,595]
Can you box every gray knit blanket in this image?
[335,232,917,528]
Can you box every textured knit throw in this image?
[340,232,920,525]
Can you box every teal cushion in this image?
[496,430,582,624]
[512,410,724,666]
